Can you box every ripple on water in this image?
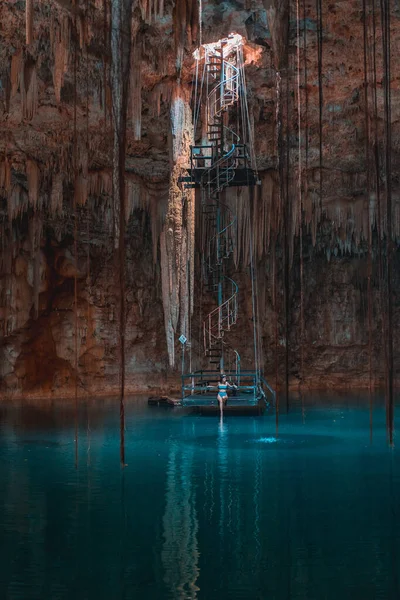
[184,432,338,451]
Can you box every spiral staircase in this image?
[201,45,241,374]
[180,34,275,410]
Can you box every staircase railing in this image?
[203,276,238,352]
[207,63,239,125]
[206,201,236,270]
[201,53,241,372]
[200,144,237,196]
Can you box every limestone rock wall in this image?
[0,210,169,397]
[0,0,399,396]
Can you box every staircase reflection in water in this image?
[161,416,266,598]
[162,438,200,599]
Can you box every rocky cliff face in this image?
[0,0,398,397]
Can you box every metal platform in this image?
[188,399,267,416]
[181,370,275,416]
[182,167,258,188]
[180,144,259,189]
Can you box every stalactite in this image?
[20,58,38,121]
[7,185,28,221]
[173,0,198,71]
[26,159,39,208]
[160,229,174,362]
[10,50,22,98]
[89,170,112,197]
[179,227,189,339]
[263,0,289,70]
[124,177,168,264]
[29,214,42,319]
[0,230,13,338]
[187,196,195,318]
[125,179,142,218]
[162,177,182,366]
[139,0,165,23]
[130,39,142,141]
[232,186,250,266]
[51,15,70,103]
[78,14,87,50]
[150,193,168,264]
[150,82,173,117]
[75,174,88,206]
[0,158,12,193]
[26,0,33,45]
[51,173,63,215]
[161,84,193,366]
[263,173,275,251]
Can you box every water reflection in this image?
[0,396,399,599]
[162,440,200,599]
[217,415,228,545]
[253,420,262,565]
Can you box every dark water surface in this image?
[0,395,399,599]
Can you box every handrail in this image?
[261,376,276,401]
[200,143,237,184]
[207,216,236,269]
[182,369,258,376]
[201,54,242,376]
[224,126,240,145]
[203,276,238,352]
[207,63,239,122]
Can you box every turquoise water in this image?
[0,395,399,599]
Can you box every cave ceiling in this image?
[0,0,399,244]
